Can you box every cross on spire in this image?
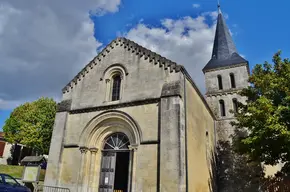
[217,0,221,13]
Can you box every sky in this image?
[0,0,290,130]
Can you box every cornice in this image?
[203,62,250,74]
[56,99,72,112]
[206,88,243,97]
[69,97,160,114]
[62,37,183,94]
[216,117,235,121]
[140,140,159,145]
[63,144,79,148]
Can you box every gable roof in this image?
[62,37,216,120]
[62,37,183,93]
[202,7,248,73]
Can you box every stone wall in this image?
[46,102,160,191]
[185,79,216,192]
[206,92,247,141]
[62,44,181,110]
[45,38,217,192]
[204,65,249,94]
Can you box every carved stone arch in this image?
[100,63,129,81]
[79,110,142,149]
[101,64,128,102]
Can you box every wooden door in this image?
[99,151,117,192]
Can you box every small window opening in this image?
[219,100,226,117]
[233,98,238,113]
[217,75,223,90]
[111,75,121,101]
[230,73,236,88]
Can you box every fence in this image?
[34,185,70,192]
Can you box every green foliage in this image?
[216,141,263,192]
[232,51,290,175]
[3,97,57,154]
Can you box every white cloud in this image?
[192,4,200,8]
[126,12,218,93]
[0,0,121,109]
[0,98,26,110]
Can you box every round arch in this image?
[79,110,142,150]
[100,63,129,81]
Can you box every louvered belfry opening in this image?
[99,133,130,192]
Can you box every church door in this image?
[99,133,131,192]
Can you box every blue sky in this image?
[0,0,290,130]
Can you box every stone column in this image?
[77,147,88,192]
[88,148,98,192]
[104,79,110,102]
[81,149,91,192]
[128,144,138,192]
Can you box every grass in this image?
[0,165,46,181]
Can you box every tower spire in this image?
[202,3,247,73]
[217,0,221,13]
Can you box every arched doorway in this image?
[99,132,131,192]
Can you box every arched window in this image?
[103,132,130,150]
[103,64,127,102]
[232,98,238,113]
[219,100,226,117]
[230,73,236,88]
[217,75,223,90]
[111,75,121,101]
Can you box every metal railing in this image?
[34,185,70,192]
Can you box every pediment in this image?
[62,37,183,93]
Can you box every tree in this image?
[216,140,263,192]
[3,97,57,155]
[232,51,290,175]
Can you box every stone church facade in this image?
[45,6,249,192]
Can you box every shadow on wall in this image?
[208,151,218,192]
[216,140,263,192]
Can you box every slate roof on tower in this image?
[202,5,248,73]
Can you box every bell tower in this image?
[203,4,249,141]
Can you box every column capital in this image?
[128,144,138,151]
[105,78,110,83]
[89,147,99,154]
[79,146,88,154]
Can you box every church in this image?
[44,6,249,192]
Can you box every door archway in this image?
[99,132,131,192]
